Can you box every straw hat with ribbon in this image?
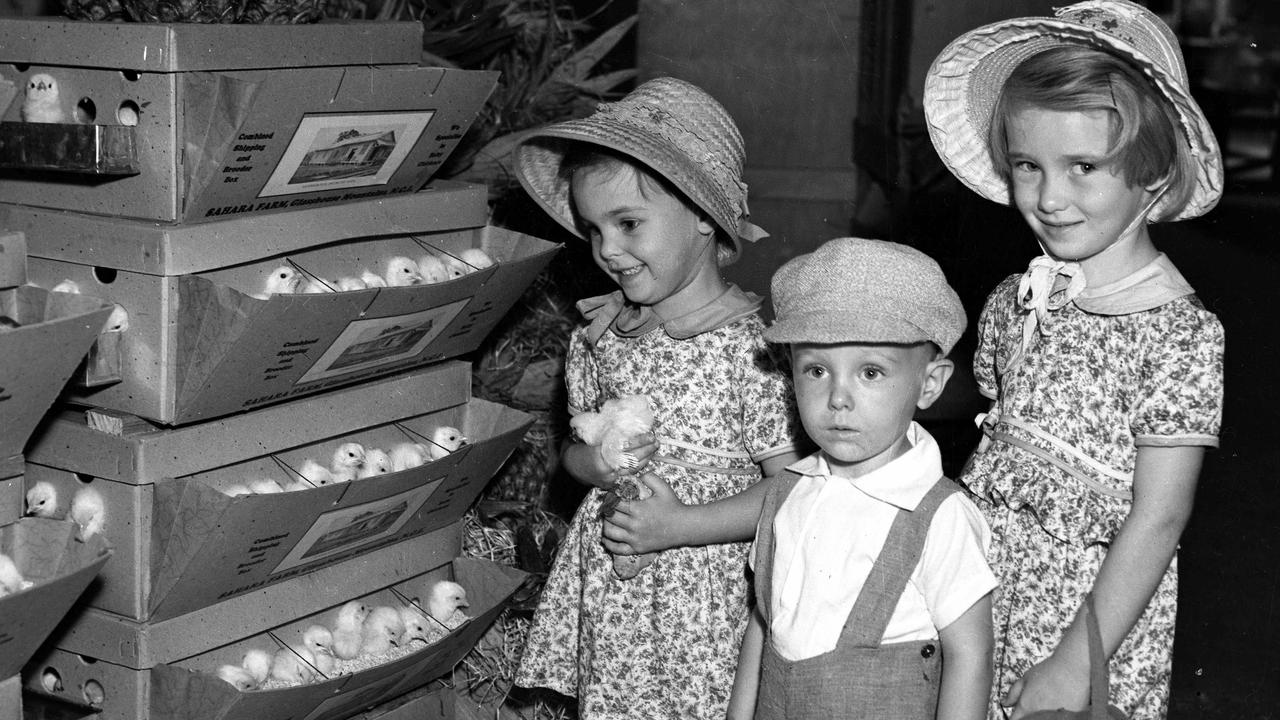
[924,0,1223,222]
[513,76,768,265]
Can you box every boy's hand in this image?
[600,473,689,554]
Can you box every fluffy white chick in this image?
[299,276,333,294]
[415,254,448,284]
[357,448,392,479]
[24,481,59,518]
[426,580,471,630]
[360,605,405,657]
[241,648,274,685]
[460,248,495,271]
[388,442,430,472]
[298,458,336,487]
[247,477,284,495]
[69,487,106,542]
[102,304,129,333]
[570,394,655,470]
[329,442,366,483]
[258,266,301,298]
[331,600,370,661]
[0,552,33,597]
[222,483,253,497]
[427,426,467,460]
[217,664,258,692]
[50,279,80,294]
[359,269,388,288]
[270,645,317,686]
[384,256,423,287]
[302,624,336,677]
[21,73,65,123]
[398,605,443,646]
[336,276,368,292]
[441,255,470,280]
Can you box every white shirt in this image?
[753,422,997,661]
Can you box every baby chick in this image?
[329,442,366,483]
[24,481,59,518]
[21,73,65,123]
[270,644,318,686]
[460,248,495,271]
[427,426,467,460]
[102,304,129,333]
[426,580,471,630]
[258,266,301,298]
[216,664,258,692]
[0,552,33,597]
[50,279,81,294]
[222,483,253,497]
[298,458,336,487]
[388,442,430,472]
[302,624,336,677]
[359,269,388,289]
[69,487,106,542]
[357,448,392,479]
[360,605,405,657]
[331,600,370,661]
[384,256,423,287]
[335,276,368,292]
[399,605,445,646]
[299,276,333,294]
[441,255,470,280]
[415,254,448,284]
[241,648,274,686]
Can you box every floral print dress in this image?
[959,260,1224,720]
[515,291,799,720]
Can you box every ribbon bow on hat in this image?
[1004,255,1087,372]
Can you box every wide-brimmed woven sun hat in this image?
[763,237,966,355]
[513,76,767,264]
[924,0,1222,222]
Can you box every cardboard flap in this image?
[149,478,235,618]
[0,230,25,287]
[182,72,263,216]
[0,286,113,459]
[149,665,244,720]
[0,517,112,678]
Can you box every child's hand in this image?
[1002,652,1090,719]
[600,473,689,554]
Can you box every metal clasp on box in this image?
[0,121,140,175]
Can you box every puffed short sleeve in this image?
[1131,300,1224,447]
[973,278,1018,400]
[565,326,601,418]
[740,334,801,462]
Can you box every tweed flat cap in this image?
[763,237,967,354]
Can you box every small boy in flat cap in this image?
[728,237,996,720]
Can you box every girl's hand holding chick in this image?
[600,473,692,555]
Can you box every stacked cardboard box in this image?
[0,231,116,720]
[1,17,561,720]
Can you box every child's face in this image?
[791,342,952,480]
[570,161,719,317]
[1006,106,1160,275]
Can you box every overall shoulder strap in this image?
[839,476,960,647]
[753,469,803,625]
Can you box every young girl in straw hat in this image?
[924,1,1225,718]
[509,77,803,719]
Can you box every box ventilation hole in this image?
[121,70,140,82]
[76,654,98,664]
[82,679,105,707]
[11,63,29,73]
[39,667,63,693]
[118,101,140,127]
[74,98,96,124]
[92,267,117,284]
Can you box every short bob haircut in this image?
[988,44,1199,221]
[559,143,736,266]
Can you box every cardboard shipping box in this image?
[0,231,113,471]
[0,517,112,679]
[0,18,498,224]
[15,191,559,425]
[24,557,527,720]
[24,364,534,622]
